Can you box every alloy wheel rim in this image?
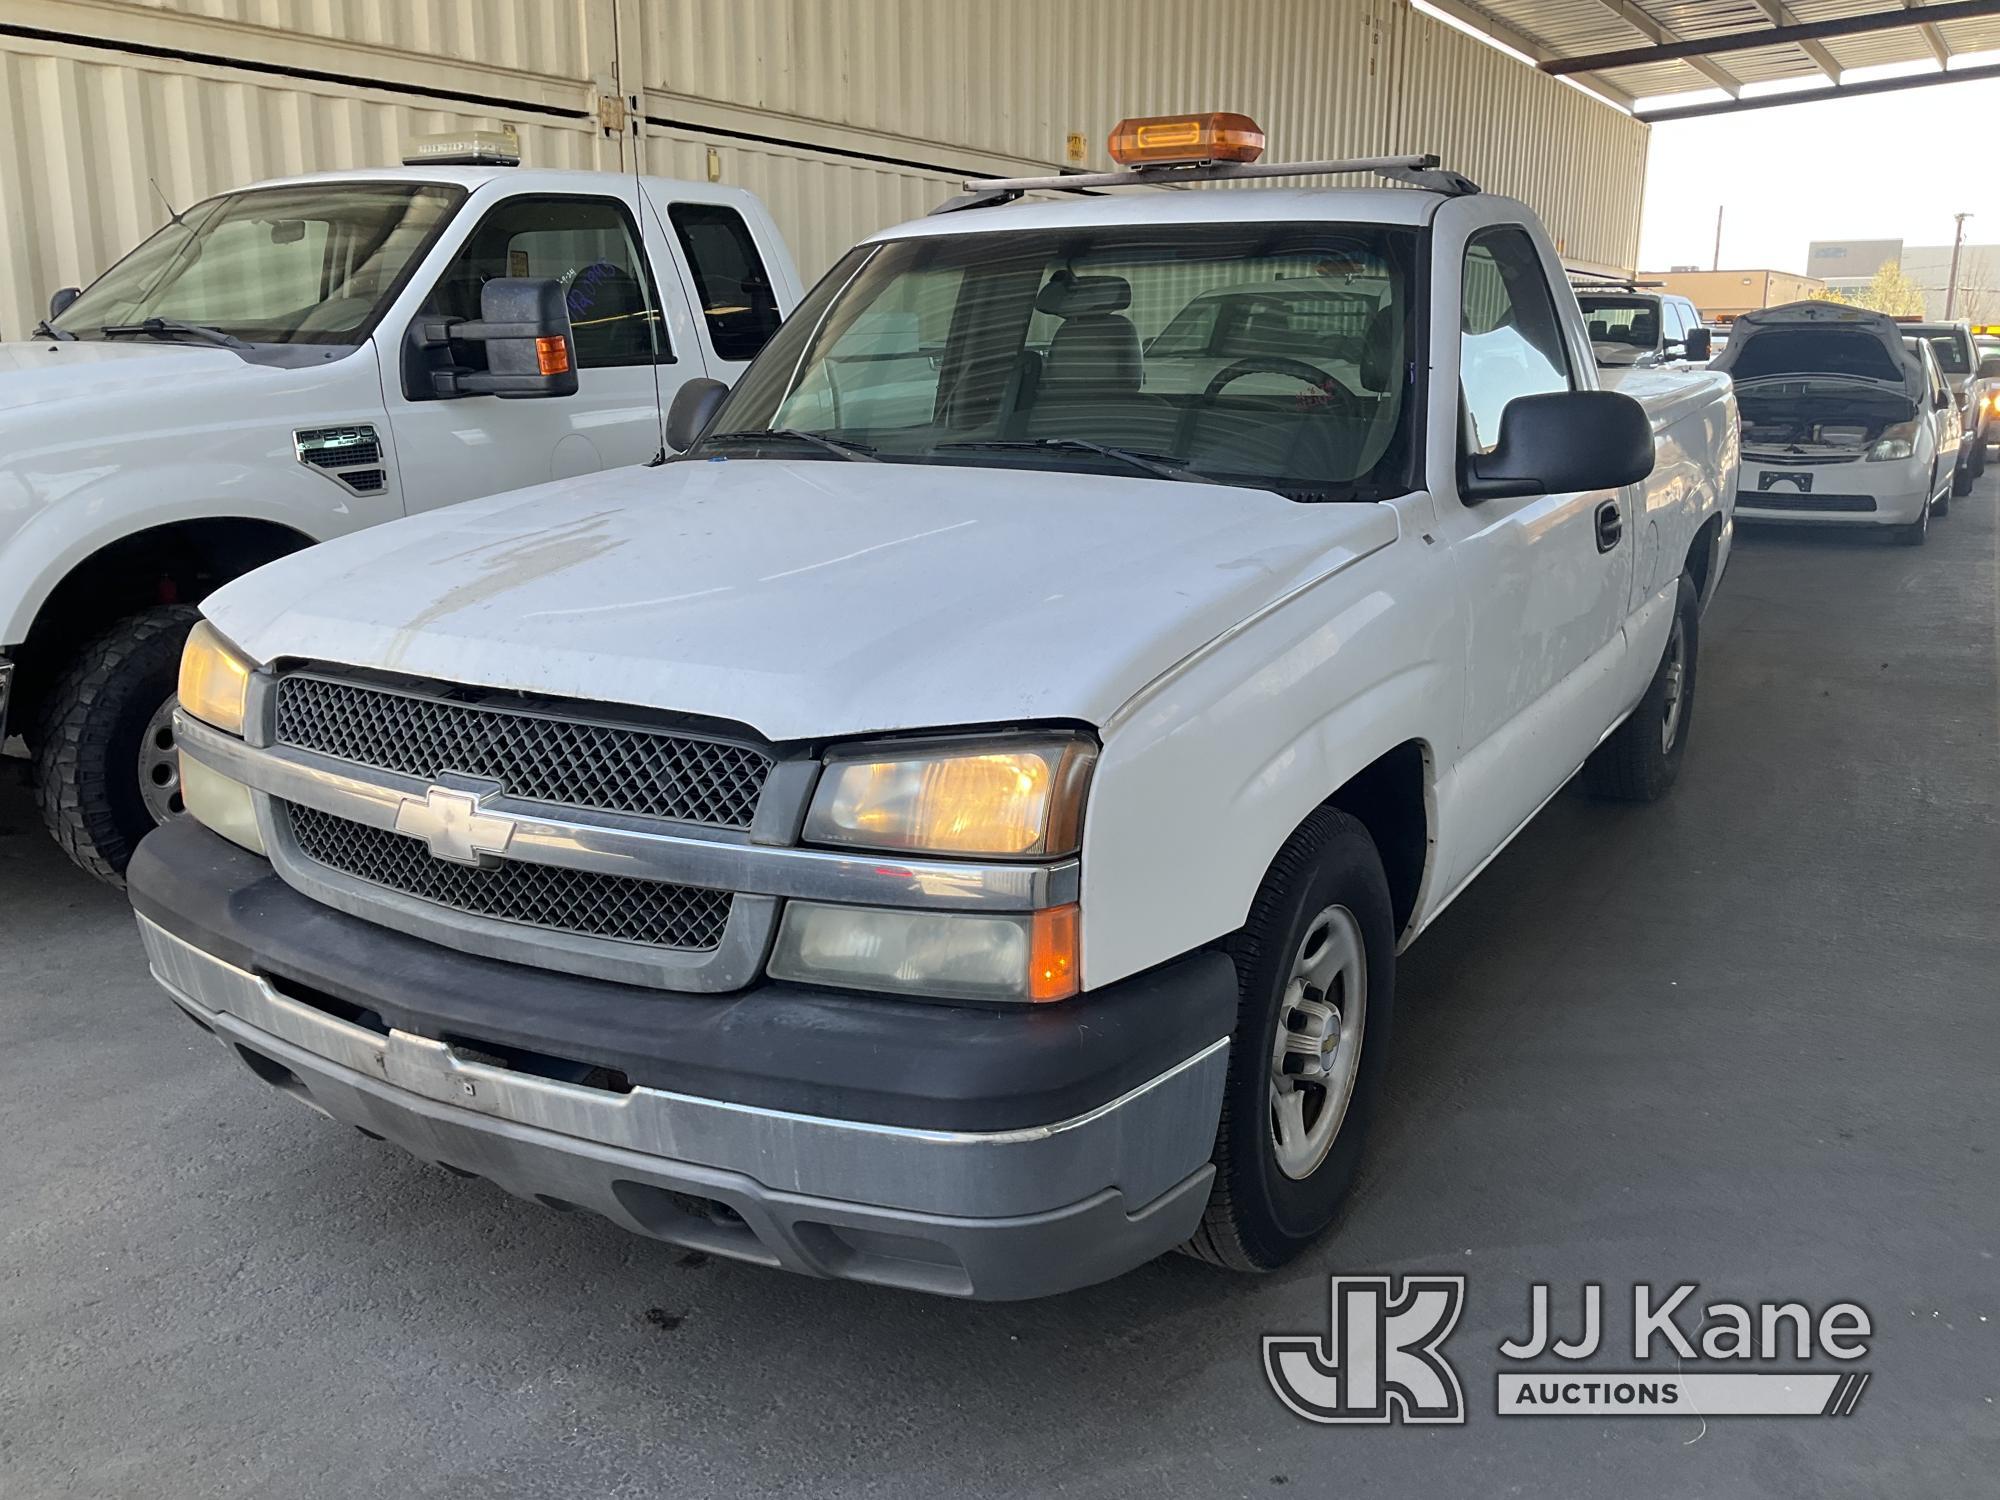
[1659,615,1686,754]
[138,695,185,826]
[1269,903,1367,1181]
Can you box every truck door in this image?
[385,188,680,512]
[656,197,792,383]
[1430,218,1635,891]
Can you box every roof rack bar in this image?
[928,154,1480,214]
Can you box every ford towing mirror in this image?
[1980,355,2000,380]
[1683,327,1711,361]
[408,277,579,400]
[1461,390,1654,503]
[666,377,730,452]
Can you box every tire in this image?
[32,605,199,884]
[1951,460,1974,498]
[1896,500,1929,547]
[1183,807,1397,1273]
[1969,437,1987,478]
[1583,573,1698,803]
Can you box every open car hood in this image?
[1712,301,1923,400]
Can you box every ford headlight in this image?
[804,736,1095,857]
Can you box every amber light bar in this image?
[1107,111,1265,167]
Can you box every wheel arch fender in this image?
[1080,602,1454,990]
[2,465,345,646]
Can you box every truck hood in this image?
[204,458,1401,741]
[0,339,252,412]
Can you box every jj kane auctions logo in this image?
[1266,1277,1873,1423]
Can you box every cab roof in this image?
[224,165,759,205]
[872,186,1456,243]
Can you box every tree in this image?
[1852,261,1927,318]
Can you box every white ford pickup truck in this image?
[1,133,798,882]
[130,117,1738,1299]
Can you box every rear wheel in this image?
[1951,458,1974,497]
[32,605,198,884]
[1183,807,1396,1272]
[1583,574,1698,803]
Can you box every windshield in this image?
[1577,296,1660,350]
[695,222,1420,500]
[51,183,462,346]
[1911,329,1972,374]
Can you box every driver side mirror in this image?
[1462,391,1654,503]
[413,277,578,399]
[1979,354,2000,380]
[666,377,730,452]
[1683,327,1712,361]
[48,287,79,320]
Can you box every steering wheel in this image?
[1202,356,1356,403]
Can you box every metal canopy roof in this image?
[1425,0,2000,117]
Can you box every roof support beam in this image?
[1580,0,1746,96]
[1905,0,1954,65]
[1545,0,2000,76]
[1414,0,1636,108]
[1747,0,1846,80]
[1636,52,2000,118]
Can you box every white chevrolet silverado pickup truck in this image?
[1,133,798,881]
[129,117,1739,1299]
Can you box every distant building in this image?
[1805,239,1903,296]
[1641,269,1826,322]
[1805,237,2000,320]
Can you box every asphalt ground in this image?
[2,482,1995,1498]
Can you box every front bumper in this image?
[1736,462,1930,526]
[130,822,1236,1299]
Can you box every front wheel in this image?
[1896,500,1930,547]
[32,605,199,884]
[1583,574,1698,803]
[1183,807,1396,1272]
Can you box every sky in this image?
[1637,72,2000,274]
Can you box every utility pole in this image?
[1945,211,1971,319]
[1712,205,1724,272]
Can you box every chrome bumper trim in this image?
[178,711,1077,914]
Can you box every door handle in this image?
[1595,499,1623,553]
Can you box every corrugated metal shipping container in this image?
[0,0,1649,338]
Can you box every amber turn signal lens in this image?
[1028,904,1080,1002]
[535,335,572,375]
[1107,111,1265,167]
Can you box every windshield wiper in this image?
[99,317,245,350]
[30,319,75,342]
[935,437,1217,485]
[704,428,879,462]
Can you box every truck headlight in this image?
[804,737,1095,857]
[769,901,1079,1003]
[1866,421,1918,462]
[178,620,255,735]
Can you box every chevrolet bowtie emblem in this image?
[392,786,516,866]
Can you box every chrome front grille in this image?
[274,673,772,828]
[285,802,735,951]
